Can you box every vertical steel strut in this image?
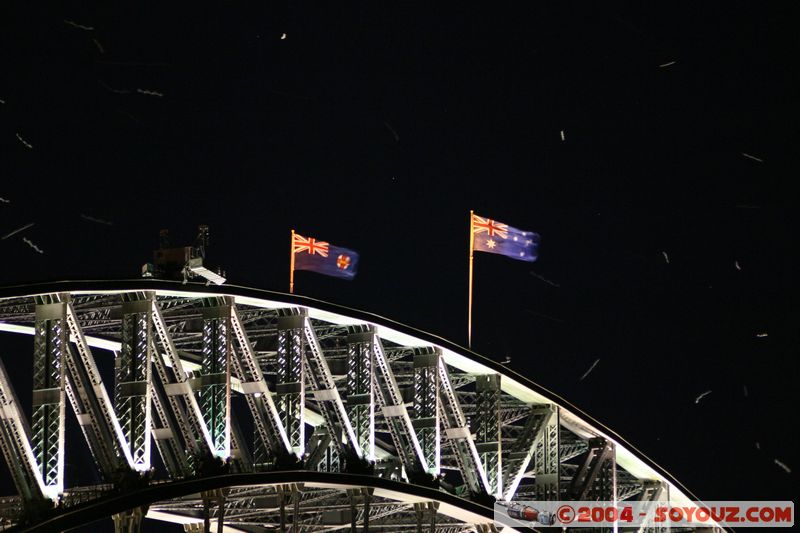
[31,297,67,498]
[117,294,154,472]
[474,374,502,498]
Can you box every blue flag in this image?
[293,233,359,279]
[472,214,539,262]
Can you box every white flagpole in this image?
[468,210,475,348]
[289,229,296,294]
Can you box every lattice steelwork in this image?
[531,405,560,501]
[627,480,669,533]
[436,357,490,495]
[501,405,550,500]
[413,352,440,476]
[149,377,190,478]
[372,340,428,476]
[276,315,305,456]
[313,429,341,474]
[117,297,153,471]
[346,331,375,460]
[474,374,501,497]
[302,318,361,459]
[31,300,67,498]
[0,284,718,532]
[230,306,292,468]
[0,359,43,501]
[568,437,616,501]
[150,300,214,459]
[200,304,232,458]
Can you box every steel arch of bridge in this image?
[8,471,498,533]
[0,281,721,532]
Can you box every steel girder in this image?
[200,300,233,459]
[621,480,669,533]
[567,437,616,501]
[149,371,191,478]
[309,426,340,473]
[0,284,712,532]
[528,404,561,501]
[346,331,376,461]
[300,315,362,462]
[372,338,428,477]
[151,299,215,461]
[229,305,292,466]
[31,298,67,498]
[436,355,491,496]
[474,374,502,498]
[0,358,44,500]
[276,315,306,457]
[412,351,440,477]
[140,477,494,533]
[64,299,136,477]
[118,294,154,472]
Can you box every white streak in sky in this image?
[383,121,399,142]
[756,332,768,338]
[560,130,565,141]
[280,33,287,40]
[735,260,741,271]
[92,38,105,54]
[774,459,791,474]
[742,153,763,163]
[755,442,760,450]
[99,81,131,94]
[659,61,676,68]
[136,88,164,97]
[0,97,5,104]
[0,197,10,204]
[662,251,669,264]
[80,214,113,226]
[694,390,712,404]
[2,223,34,240]
[530,270,560,287]
[16,133,33,149]
[579,358,600,381]
[22,238,44,254]
[64,20,94,31]
[743,384,748,397]
[99,82,164,98]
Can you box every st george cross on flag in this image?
[292,232,359,280]
[471,213,540,262]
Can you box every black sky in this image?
[1,2,798,529]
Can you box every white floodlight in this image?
[185,257,226,285]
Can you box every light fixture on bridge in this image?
[185,257,226,285]
[142,224,227,285]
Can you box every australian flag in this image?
[293,233,359,279]
[472,214,540,262]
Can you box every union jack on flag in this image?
[472,215,509,239]
[293,234,330,257]
[471,213,539,262]
[292,232,359,279]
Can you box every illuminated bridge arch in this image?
[0,281,711,531]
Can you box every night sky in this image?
[1,2,797,530]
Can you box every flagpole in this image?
[468,210,474,348]
[289,229,296,294]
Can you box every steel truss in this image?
[118,294,154,472]
[0,283,717,532]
